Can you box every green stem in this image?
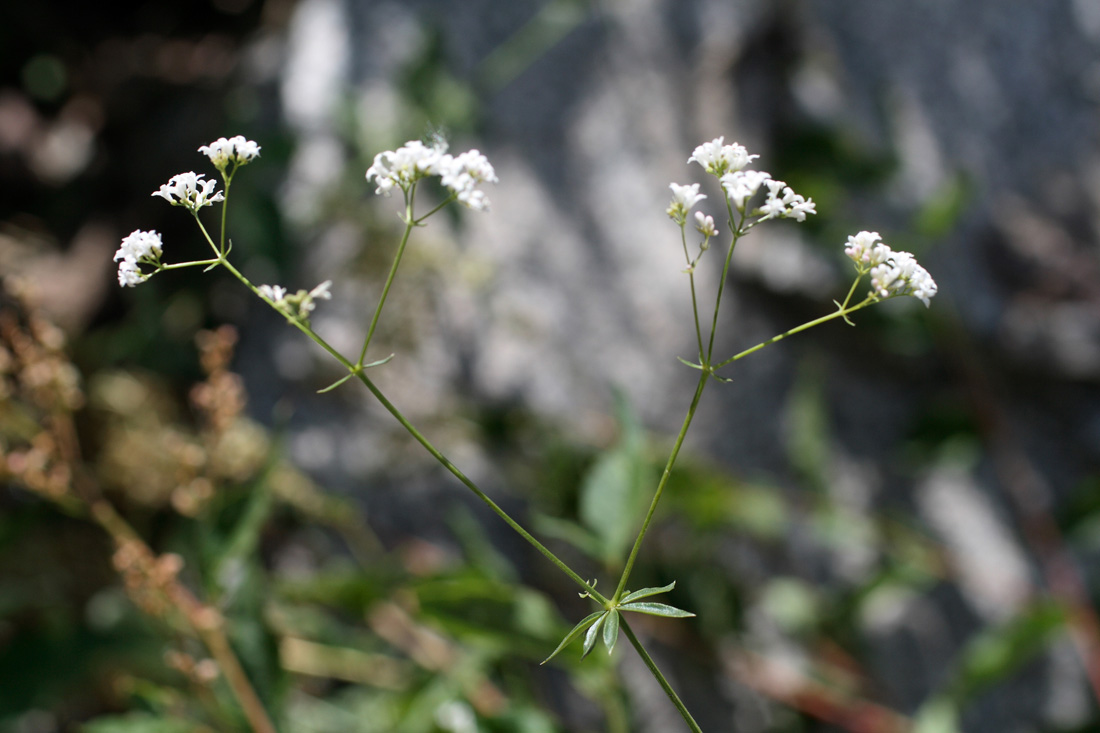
[194,212,222,259]
[612,369,709,603]
[219,172,232,256]
[704,207,743,362]
[839,270,864,310]
[358,187,418,367]
[354,371,609,605]
[680,227,706,363]
[159,258,221,270]
[713,296,874,370]
[413,192,457,224]
[620,618,703,733]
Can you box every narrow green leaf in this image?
[621,602,695,619]
[541,611,604,665]
[676,356,706,370]
[363,353,396,368]
[316,373,355,393]
[621,581,676,605]
[582,612,608,658]
[602,609,620,654]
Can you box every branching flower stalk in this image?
[117,133,937,732]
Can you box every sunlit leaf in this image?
[620,602,695,619]
[621,581,676,604]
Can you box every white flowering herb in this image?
[115,130,937,733]
[366,138,497,211]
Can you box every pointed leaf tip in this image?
[621,581,677,604]
[582,612,608,659]
[603,610,620,654]
[541,611,604,665]
[621,601,696,619]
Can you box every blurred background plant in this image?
[3,1,1100,732]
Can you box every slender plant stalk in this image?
[358,191,416,366]
[714,298,873,370]
[612,369,709,603]
[353,371,609,604]
[620,618,703,733]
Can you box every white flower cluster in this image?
[677,138,816,223]
[114,229,162,287]
[259,280,333,319]
[756,179,816,222]
[845,231,937,307]
[366,138,498,211]
[152,171,224,211]
[687,137,758,176]
[198,135,261,171]
[666,182,706,224]
[439,149,497,211]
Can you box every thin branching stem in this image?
[358,186,418,366]
[713,296,874,370]
[620,618,703,733]
[612,369,709,604]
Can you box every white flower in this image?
[694,211,719,238]
[114,229,163,263]
[152,171,225,210]
[785,195,817,222]
[366,138,497,211]
[199,135,261,171]
[366,139,448,196]
[439,149,498,211]
[844,231,891,268]
[259,284,288,303]
[868,249,938,307]
[666,182,706,223]
[114,229,162,287]
[303,280,333,311]
[720,169,771,210]
[261,281,334,318]
[117,258,146,287]
[756,179,815,222]
[688,137,759,176]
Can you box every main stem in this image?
[612,369,709,603]
[612,214,744,604]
